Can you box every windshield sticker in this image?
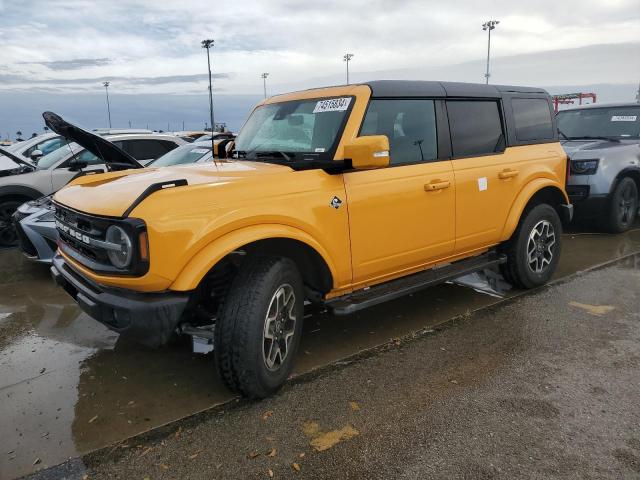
[314,148,326,153]
[313,97,351,114]
[611,115,637,122]
[191,148,210,154]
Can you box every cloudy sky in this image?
[0,0,638,134]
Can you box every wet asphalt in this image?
[1,221,639,479]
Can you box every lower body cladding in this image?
[51,254,191,348]
[566,185,608,220]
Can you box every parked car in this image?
[0,119,185,247]
[0,132,70,168]
[15,141,218,262]
[51,81,571,398]
[558,102,640,232]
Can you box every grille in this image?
[54,205,112,267]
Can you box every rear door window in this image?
[447,100,504,157]
[360,99,438,165]
[512,98,553,141]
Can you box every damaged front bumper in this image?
[51,254,191,347]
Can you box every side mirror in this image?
[30,149,43,161]
[343,135,390,170]
[68,159,88,171]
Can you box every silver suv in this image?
[0,129,185,246]
[558,102,640,232]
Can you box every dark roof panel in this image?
[365,80,548,98]
[366,80,446,97]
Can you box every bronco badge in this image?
[330,196,343,209]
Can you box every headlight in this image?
[570,159,599,175]
[105,225,133,268]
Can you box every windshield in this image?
[234,97,354,160]
[557,106,640,139]
[149,144,212,167]
[36,143,78,170]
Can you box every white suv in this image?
[0,132,186,247]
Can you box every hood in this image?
[54,160,292,217]
[560,138,631,156]
[42,111,143,170]
[0,146,35,176]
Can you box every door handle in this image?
[498,169,519,179]
[424,180,451,191]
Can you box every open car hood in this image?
[0,146,35,176]
[42,111,143,170]
[0,146,33,168]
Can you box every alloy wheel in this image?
[263,284,297,371]
[618,181,637,226]
[526,219,556,274]
[0,204,19,247]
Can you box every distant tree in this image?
[43,126,49,132]
[15,130,23,141]
[31,133,37,138]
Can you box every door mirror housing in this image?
[30,149,43,161]
[68,159,88,171]
[343,135,390,170]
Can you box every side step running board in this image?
[326,252,506,315]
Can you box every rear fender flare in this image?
[500,179,569,241]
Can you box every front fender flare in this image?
[500,179,570,242]
[0,184,43,201]
[170,224,339,292]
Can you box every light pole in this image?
[201,39,216,134]
[103,81,112,128]
[261,72,269,99]
[343,53,354,85]
[482,20,499,84]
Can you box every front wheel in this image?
[214,255,304,399]
[0,200,22,248]
[500,204,562,289]
[604,177,638,233]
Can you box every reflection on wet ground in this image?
[1,222,639,479]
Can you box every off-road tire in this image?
[0,199,23,248]
[500,204,562,289]
[604,177,638,234]
[214,255,304,399]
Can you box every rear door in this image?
[448,99,524,254]
[344,98,456,286]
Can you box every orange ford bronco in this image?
[51,81,572,398]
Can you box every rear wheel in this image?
[501,204,562,289]
[214,255,304,399]
[0,200,22,248]
[604,177,638,233]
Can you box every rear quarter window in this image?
[512,98,554,141]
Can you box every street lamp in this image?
[343,53,354,85]
[261,72,269,99]
[103,81,112,128]
[201,39,216,134]
[482,20,499,84]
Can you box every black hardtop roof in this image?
[365,80,549,98]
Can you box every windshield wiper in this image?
[567,135,620,143]
[255,151,295,161]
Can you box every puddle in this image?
[1,220,639,479]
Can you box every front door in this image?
[50,149,105,192]
[344,99,456,287]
